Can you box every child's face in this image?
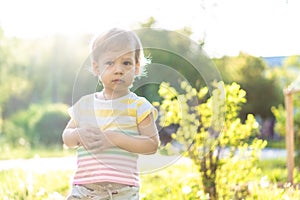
[94,51,140,93]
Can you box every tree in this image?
[0,28,30,135]
[214,52,283,120]
[139,17,157,28]
[271,55,300,164]
[23,34,90,104]
[270,55,300,139]
[134,25,206,103]
[5,103,69,147]
[157,81,266,199]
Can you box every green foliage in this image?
[271,99,300,164]
[214,53,283,119]
[216,139,266,199]
[157,81,267,199]
[139,17,157,28]
[0,31,90,115]
[140,160,208,200]
[258,158,300,183]
[267,55,300,88]
[134,28,206,103]
[31,104,70,146]
[3,103,69,148]
[269,55,300,164]
[0,29,31,136]
[271,105,287,137]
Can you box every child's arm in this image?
[62,119,81,148]
[62,114,159,154]
[106,113,159,154]
[62,119,114,152]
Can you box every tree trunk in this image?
[200,151,218,200]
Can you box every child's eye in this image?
[105,61,114,66]
[123,61,132,66]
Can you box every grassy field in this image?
[0,145,75,160]
[1,157,300,199]
[0,169,71,200]
[1,145,300,199]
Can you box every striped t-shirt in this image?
[68,92,157,187]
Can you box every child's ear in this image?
[93,61,100,75]
[135,62,140,75]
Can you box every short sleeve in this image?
[136,97,158,124]
[67,102,80,125]
[67,96,87,125]
[67,106,76,121]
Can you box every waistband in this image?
[73,182,138,199]
[84,182,132,192]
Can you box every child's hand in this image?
[76,127,114,154]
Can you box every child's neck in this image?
[102,89,130,100]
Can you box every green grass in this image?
[1,158,300,200]
[258,158,300,183]
[0,169,72,200]
[1,145,300,199]
[0,145,75,160]
[265,139,286,149]
[0,138,286,160]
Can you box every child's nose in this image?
[113,62,123,74]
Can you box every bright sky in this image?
[0,0,299,57]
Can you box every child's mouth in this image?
[112,79,124,83]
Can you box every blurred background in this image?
[0,0,299,157]
[1,0,300,199]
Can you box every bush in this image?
[2,106,36,147]
[2,120,28,147]
[157,81,267,199]
[4,103,69,148]
[30,104,70,147]
[33,110,68,146]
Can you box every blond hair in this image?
[90,28,149,77]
